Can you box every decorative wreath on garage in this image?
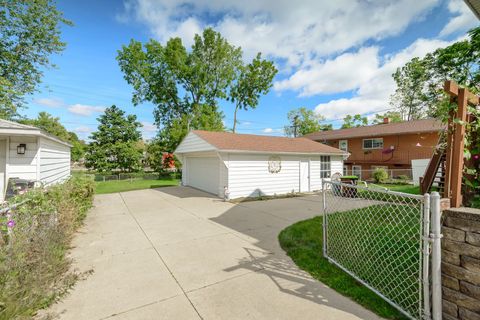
[268,155,282,173]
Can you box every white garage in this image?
[175,130,346,199]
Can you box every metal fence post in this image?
[430,191,442,320]
[322,179,327,257]
[422,193,431,320]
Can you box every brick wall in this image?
[441,207,480,320]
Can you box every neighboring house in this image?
[175,130,345,199]
[304,118,444,180]
[0,119,72,201]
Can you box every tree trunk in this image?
[233,105,239,133]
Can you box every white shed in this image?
[0,119,72,200]
[175,130,346,199]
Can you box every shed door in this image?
[299,160,310,192]
[187,157,219,195]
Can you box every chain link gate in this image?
[322,181,442,320]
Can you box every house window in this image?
[352,165,362,180]
[320,156,331,178]
[363,138,383,150]
[339,140,348,152]
[343,165,348,176]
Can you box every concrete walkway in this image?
[47,187,382,320]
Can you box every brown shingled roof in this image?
[304,119,444,141]
[191,130,345,154]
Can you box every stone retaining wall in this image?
[441,207,480,320]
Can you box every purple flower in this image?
[7,220,15,228]
[474,154,479,160]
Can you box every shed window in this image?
[320,156,331,178]
[363,138,383,150]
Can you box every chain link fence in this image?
[72,171,181,182]
[322,180,441,320]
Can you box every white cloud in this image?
[313,37,455,119]
[33,97,65,108]
[263,127,282,133]
[141,121,157,132]
[274,47,380,96]
[68,104,106,116]
[74,126,93,134]
[439,0,478,36]
[118,0,439,65]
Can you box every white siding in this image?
[176,132,216,153]
[39,137,70,186]
[226,153,344,199]
[226,154,301,199]
[7,136,39,181]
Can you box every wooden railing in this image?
[419,145,444,194]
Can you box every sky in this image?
[24,0,479,140]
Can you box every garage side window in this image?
[320,156,331,178]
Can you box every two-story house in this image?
[304,118,444,180]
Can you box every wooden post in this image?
[450,88,468,208]
[443,104,455,199]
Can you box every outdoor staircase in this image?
[420,147,446,196]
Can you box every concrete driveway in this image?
[47,187,382,320]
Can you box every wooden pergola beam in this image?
[450,88,468,207]
[444,81,480,106]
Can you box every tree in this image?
[229,53,277,133]
[117,28,276,150]
[284,107,332,137]
[341,114,368,129]
[391,26,480,120]
[85,106,143,172]
[391,57,430,120]
[20,112,86,162]
[371,111,403,124]
[0,0,71,119]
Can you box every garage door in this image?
[186,157,219,195]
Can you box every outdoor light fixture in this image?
[416,142,422,147]
[17,144,26,155]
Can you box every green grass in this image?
[95,178,179,194]
[375,184,420,195]
[279,205,421,320]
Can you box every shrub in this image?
[372,168,389,183]
[0,175,95,319]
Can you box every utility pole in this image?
[293,115,299,137]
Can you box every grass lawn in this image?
[279,204,421,319]
[95,178,179,194]
[375,184,420,195]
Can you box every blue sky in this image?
[25,0,478,140]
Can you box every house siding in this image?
[322,132,438,179]
[39,137,71,186]
[7,136,39,181]
[176,132,216,154]
[226,153,343,199]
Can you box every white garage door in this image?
[187,157,219,195]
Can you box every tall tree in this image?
[284,107,332,137]
[371,111,403,124]
[117,28,276,150]
[117,28,239,150]
[20,112,86,162]
[391,26,480,120]
[229,53,277,133]
[0,0,71,119]
[341,114,368,129]
[85,106,143,172]
[391,57,430,120]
